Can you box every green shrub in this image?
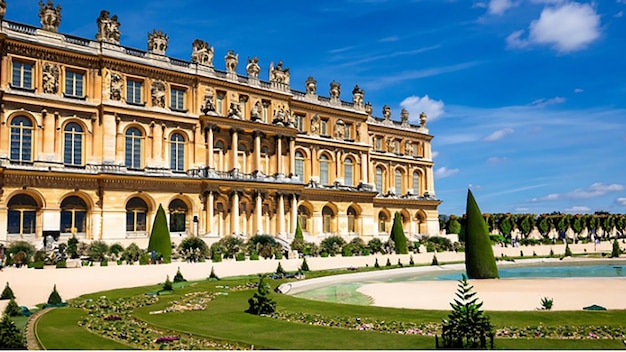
[100,259,108,267]
[250,252,259,260]
[67,235,80,259]
[7,240,36,264]
[385,258,391,267]
[208,266,220,280]
[389,212,408,254]
[56,261,67,268]
[300,258,310,272]
[246,275,276,315]
[341,245,353,257]
[564,243,572,257]
[0,314,25,349]
[520,250,524,257]
[302,241,318,257]
[172,267,186,283]
[176,236,209,262]
[122,243,142,264]
[549,248,554,257]
[320,252,329,258]
[431,254,439,266]
[246,234,279,259]
[212,252,223,262]
[367,238,384,254]
[108,243,124,257]
[33,250,47,262]
[147,204,172,263]
[88,240,109,262]
[116,259,123,265]
[374,258,380,268]
[275,262,286,277]
[235,252,246,261]
[217,236,245,259]
[47,284,63,305]
[275,251,283,260]
[464,190,498,279]
[320,236,346,256]
[363,248,370,256]
[139,252,150,265]
[3,298,21,317]
[539,297,554,310]
[346,237,366,256]
[290,237,305,254]
[489,234,506,244]
[29,261,44,269]
[611,240,621,258]
[397,258,403,267]
[162,275,173,291]
[426,236,454,252]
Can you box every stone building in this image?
[0,2,440,247]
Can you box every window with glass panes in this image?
[375,137,382,151]
[12,61,33,89]
[320,154,329,184]
[65,71,84,97]
[295,151,304,179]
[63,122,83,165]
[344,158,353,186]
[217,92,225,115]
[170,133,185,171]
[127,79,143,104]
[395,169,402,194]
[170,87,185,110]
[125,127,142,169]
[10,116,33,162]
[320,119,328,135]
[295,114,305,132]
[345,124,352,139]
[376,167,383,193]
[413,172,420,195]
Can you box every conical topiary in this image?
[147,204,172,263]
[464,189,499,279]
[3,298,21,317]
[47,284,63,305]
[294,217,304,240]
[390,212,408,254]
[0,282,15,300]
[300,257,310,272]
[173,267,186,283]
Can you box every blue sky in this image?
[6,0,626,216]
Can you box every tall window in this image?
[126,197,148,233]
[344,158,353,186]
[298,205,310,232]
[295,114,305,132]
[376,167,383,193]
[395,169,403,195]
[378,212,388,233]
[169,199,188,233]
[12,61,33,89]
[295,151,304,179]
[127,79,143,104]
[413,172,420,195]
[65,71,84,97]
[63,122,83,165]
[347,207,357,233]
[345,123,352,140]
[322,206,334,233]
[216,92,225,115]
[60,196,87,234]
[374,137,382,151]
[125,127,143,169]
[320,119,328,135]
[7,194,37,235]
[10,116,33,162]
[320,154,329,184]
[170,87,185,111]
[170,133,185,171]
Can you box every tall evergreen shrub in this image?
[246,275,276,315]
[464,189,499,279]
[147,204,172,263]
[390,212,408,254]
[47,284,63,305]
[0,282,15,300]
[0,314,25,349]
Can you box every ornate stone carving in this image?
[285,109,295,128]
[151,81,166,108]
[365,102,373,116]
[42,62,59,94]
[330,81,341,103]
[272,105,288,126]
[250,100,262,121]
[0,0,7,21]
[310,114,320,135]
[382,105,391,120]
[225,50,239,74]
[400,108,409,127]
[96,10,121,44]
[352,84,364,108]
[334,120,345,140]
[420,111,427,128]
[201,87,215,114]
[191,39,214,66]
[148,29,168,55]
[305,76,317,95]
[269,61,290,85]
[39,0,62,32]
[228,95,242,119]
[107,72,123,101]
[246,57,261,79]
[405,141,414,156]
[387,138,396,153]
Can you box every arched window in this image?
[126,197,148,233]
[295,151,304,180]
[344,158,353,186]
[320,154,329,184]
[395,169,403,195]
[376,167,383,194]
[347,206,357,233]
[170,133,185,171]
[169,199,188,233]
[60,196,87,234]
[10,116,33,162]
[378,211,388,233]
[413,171,420,195]
[7,194,37,235]
[125,127,143,169]
[298,205,310,232]
[322,206,334,233]
[63,122,83,166]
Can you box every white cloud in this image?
[487,156,507,164]
[618,197,626,206]
[400,95,445,121]
[379,35,399,42]
[530,96,566,107]
[615,11,624,18]
[565,206,591,213]
[432,151,440,159]
[507,2,601,53]
[531,193,560,202]
[473,2,487,9]
[574,88,584,93]
[483,127,514,141]
[435,167,460,179]
[515,207,529,212]
[568,183,625,199]
[488,0,516,15]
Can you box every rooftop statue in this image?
[352,84,364,108]
[420,111,427,128]
[148,29,168,55]
[330,81,341,102]
[0,0,6,21]
[365,102,373,116]
[96,10,121,44]
[305,76,317,95]
[246,57,261,79]
[225,50,239,74]
[382,105,391,120]
[191,39,214,66]
[39,0,62,32]
[400,108,409,127]
[270,61,290,85]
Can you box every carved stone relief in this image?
[201,87,215,114]
[250,100,262,121]
[310,114,320,135]
[228,94,242,119]
[42,62,59,94]
[151,81,166,108]
[148,29,168,55]
[246,57,261,79]
[405,141,414,156]
[109,72,123,101]
[191,39,214,66]
[334,120,345,140]
[96,10,121,44]
[387,138,397,153]
[39,0,61,32]
[272,105,287,126]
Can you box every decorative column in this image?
[290,194,298,236]
[277,194,285,236]
[255,192,263,234]
[207,126,214,169]
[254,131,261,173]
[207,191,214,235]
[289,137,296,176]
[276,136,283,175]
[361,153,368,183]
[230,191,240,235]
[231,129,239,171]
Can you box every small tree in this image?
[390,212,408,254]
[385,257,391,267]
[564,243,572,257]
[208,266,220,280]
[300,258,310,272]
[147,204,172,263]
[436,274,494,349]
[611,239,621,258]
[246,275,276,315]
[162,275,173,291]
[0,282,15,300]
[47,284,63,305]
[374,258,380,268]
[432,254,439,266]
[0,314,25,349]
[275,262,286,277]
[173,267,186,283]
[67,235,79,259]
[367,238,384,254]
[3,298,21,317]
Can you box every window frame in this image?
[11,60,35,91]
[125,127,143,169]
[126,78,144,106]
[10,116,34,163]
[170,132,186,172]
[170,86,187,112]
[63,122,84,166]
[64,69,86,99]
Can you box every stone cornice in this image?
[368,122,433,140]
[369,153,434,166]
[373,197,442,208]
[201,114,298,137]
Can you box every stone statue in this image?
[148,29,168,55]
[352,84,364,108]
[272,105,286,125]
[269,61,290,85]
[305,76,317,95]
[96,10,121,44]
[250,100,261,121]
[382,105,391,120]
[334,121,345,140]
[387,138,397,153]
[225,50,239,73]
[405,141,414,156]
[228,97,242,119]
[330,81,340,102]
[419,111,427,128]
[201,87,215,114]
[42,62,59,94]
[0,0,7,21]
[365,102,373,116]
[151,81,166,108]
[310,114,320,135]
[191,39,214,66]
[400,108,409,127]
[39,0,62,32]
[285,109,295,128]
[109,72,123,101]
[246,57,261,79]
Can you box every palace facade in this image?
[0,1,440,246]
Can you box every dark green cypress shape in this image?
[147,204,172,263]
[390,212,408,254]
[464,189,498,279]
[294,218,304,240]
